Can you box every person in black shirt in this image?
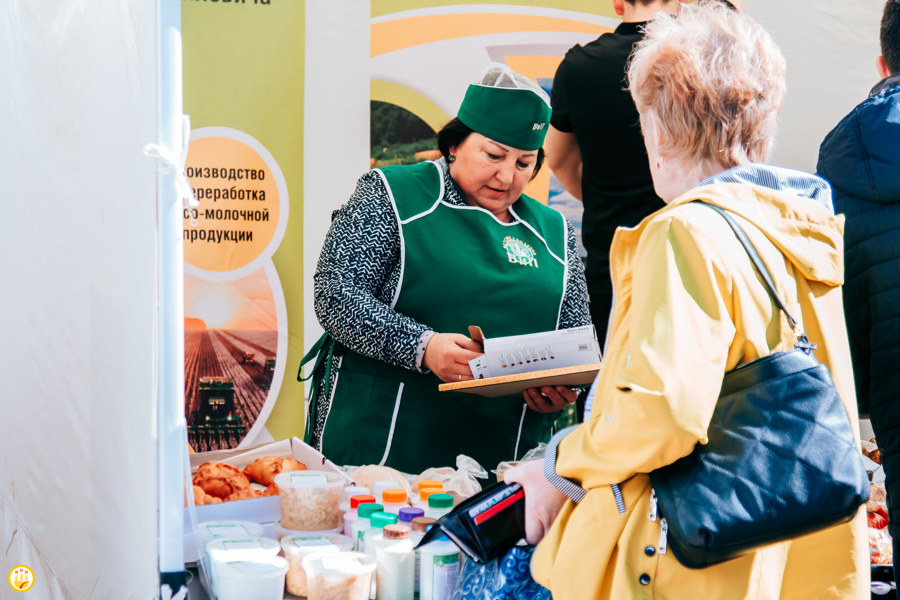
[545,0,680,342]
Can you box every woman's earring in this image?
[655,160,662,170]
[448,155,455,163]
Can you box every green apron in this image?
[315,161,567,473]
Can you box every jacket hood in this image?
[668,170,844,287]
[817,78,900,204]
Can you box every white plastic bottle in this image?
[380,488,409,515]
[364,511,399,564]
[410,517,435,598]
[424,493,454,521]
[375,524,414,600]
[418,534,460,600]
[339,486,371,532]
[413,487,443,511]
[352,503,383,552]
[344,494,376,539]
[373,480,399,502]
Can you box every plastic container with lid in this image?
[398,506,424,526]
[410,517,436,597]
[302,551,376,600]
[338,485,370,530]
[413,487,444,511]
[352,503,384,552]
[375,524,414,600]
[342,485,371,505]
[276,520,343,541]
[417,480,443,493]
[275,470,345,531]
[380,488,409,515]
[418,534,461,600]
[344,494,377,538]
[281,533,353,597]
[196,520,265,562]
[424,493,454,521]
[205,536,281,598]
[213,555,289,600]
[373,480,400,502]
[364,512,399,563]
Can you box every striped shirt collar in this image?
[698,164,834,213]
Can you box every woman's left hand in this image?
[504,459,567,545]
[523,386,577,413]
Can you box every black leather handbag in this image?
[648,202,870,569]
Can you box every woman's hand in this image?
[504,460,567,545]
[523,386,577,413]
[423,332,483,383]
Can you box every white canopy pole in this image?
[157,0,188,592]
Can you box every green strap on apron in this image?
[297,332,338,442]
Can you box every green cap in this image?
[358,503,384,520]
[428,493,454,510]
[457,84,551,151]
[370,512,399,530]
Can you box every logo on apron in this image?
[503,237,539,268]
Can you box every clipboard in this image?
[438,362,601,397]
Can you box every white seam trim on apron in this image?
[508,205,566,266]
[318,354,343,453]
[514,404,527,460]
[379,382,405,466]
[556,216,569,329]
[397,160,445,225]
[376,167,407,310]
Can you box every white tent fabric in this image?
[0,1,159,598]
[750,2,884,172]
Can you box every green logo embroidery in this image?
[503,236,539,268]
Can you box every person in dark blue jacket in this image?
[817,0,900,578]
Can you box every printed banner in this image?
[179,1,622,451]
[182,0,305,451]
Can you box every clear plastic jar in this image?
[275,470,345,531]
[302,551,376,600]
[281,533,353,597]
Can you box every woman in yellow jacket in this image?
[506,4,869,598]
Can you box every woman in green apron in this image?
[305,63,591,474]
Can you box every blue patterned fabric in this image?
[452,545,551,600]
[699,163,834,213]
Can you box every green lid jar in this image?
[425,493,454,520]
[357,503,384,520]
[370,511,399,530]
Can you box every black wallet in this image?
[414,481,527,564]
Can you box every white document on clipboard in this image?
[467,324,601,380]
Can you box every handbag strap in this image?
[693,201,815,351]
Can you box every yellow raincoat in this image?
[532,181,869,599]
